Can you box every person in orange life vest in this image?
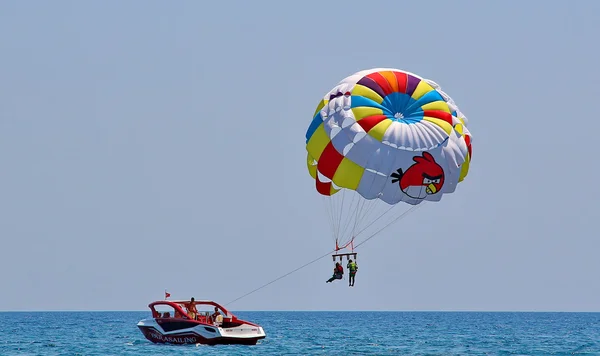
[326,262,344,283]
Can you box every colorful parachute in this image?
[305,68,472,249]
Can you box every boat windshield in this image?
[180,303,224,322]
[150,301,227,324]
[153,303,187,319]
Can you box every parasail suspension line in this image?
[223,248,337,307]
[354,203,423,250]
[223,202,424,307]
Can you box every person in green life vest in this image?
[347,259,358,286]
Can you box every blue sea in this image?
[1,311,600,355]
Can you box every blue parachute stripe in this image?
[405,90,444,113]
[350,96,389,114]
[305,113,323,143]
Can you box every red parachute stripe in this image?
[357,114,387,132]
[465,135,472,158]
[316,179,334,196]
[393,71,408,93]
[423,110,453,125]
[317,142,344,179]
[366,72,394,96]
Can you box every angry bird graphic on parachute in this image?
[390,152,445,200]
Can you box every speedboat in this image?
[137,299,266,345]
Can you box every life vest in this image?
[348,262,357,272]
[336,265,343,274]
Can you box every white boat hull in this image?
[137,318,266,345]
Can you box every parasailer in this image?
[326,262,344,283]
[305,68,473,279]
[347,259,358,287]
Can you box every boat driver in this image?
[211,307,222,323]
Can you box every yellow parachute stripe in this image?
[421,101,451,113]
[306,154,317,179]
[351,85,384,104]
[423,116,453,135]
[458,153,470,182]
[312,99,328,118]
[454,123,464,135]
[306,124,330,160]
[411,80,434,100]
[332,157,364,190]
[351,106,384,121]
[329,183,341,195]
[368,119,393,142]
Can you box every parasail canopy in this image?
[305,68,473,250]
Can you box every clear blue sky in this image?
[1,1,599,312]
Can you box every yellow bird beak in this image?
[426,183,437,194]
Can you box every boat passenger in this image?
[186,297,198,320]
[211,307,222,324]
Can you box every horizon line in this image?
[2,309,600,313]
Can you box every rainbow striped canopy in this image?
[305,68,472,206]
